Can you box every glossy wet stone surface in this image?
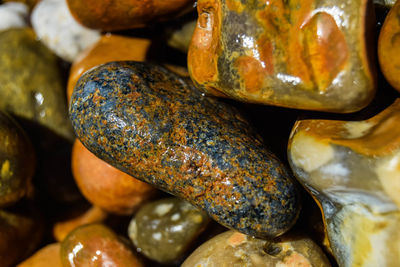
[128,197,210,263]
[0,28,74,142]
[66,0,194,31]
[67,34,151,102]
[0,2,28,31]
[0,112,35,207]
[72,139,156,215]
[188,0,376,113]
[53,205,108,242]
[288,99,400,266]
[17,243,62,267]
[379,0,400,92]
[69,61,300,239]
[182,230,331,267]
[31,0,100,62]
[0,203,43,267]
[61,223,142,267]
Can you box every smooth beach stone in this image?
[17,243,62,267]
[182,230,331,267]
[188,0,376,113]
[53,205,108,242]
[0,204,43,267]
[60,223,143,267]
[288,99,400,266]
[66,0,194,31]
[0,112,35,207]
[72,139,156,215]
[0,28,74,141]
[128,197,210,263]
[67,34,151,102]
[378,0,400,92]
[69,61,300,239]
[0,2,28,31]
[31,0,100,62]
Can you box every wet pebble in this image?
[128,197,210,263]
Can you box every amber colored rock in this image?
[288,99,400,266]
[182,230,331,267]
[67,34,151,102]
[0,28,74,141]
[0,112,35,207]
[69,61,300,239]
[128,197,210,263]
[66,0,194,31]
[188,0,376,113]
[379,0,400,92]
[60,223,143,267]
[53,205,108,242]
[72,139,156,215]
[17,243,62,267]
[0,204,43,267]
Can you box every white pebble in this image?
[31,0,100,62]
[0,2,29,31]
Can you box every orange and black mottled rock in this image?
[69,61,300,239]
[188,0,376,113]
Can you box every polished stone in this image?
[188,0,376,113]
[128,197,210,263]
[288,99,400,266]
[69,61,300,239]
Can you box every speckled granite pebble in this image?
[31,0,100,62]
[0,2,28,31]
[69,61,300,239]
[128,197,210,263]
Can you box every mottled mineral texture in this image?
[0,112,35,208]
[182,230,331,267]
[17,243,62,267]
[67,34,151,102]
[188,0,376,113]
[31,0,100,62]
[69,61,300,239]
[128,197,210,263]
[379,0,400,92]
[288,99,400,266]
[60,224,143,267]
[66,0,194,31]
[72,139,156,215]
[0,28,74,141]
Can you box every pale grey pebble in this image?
[0,2,29,31]
[31,0,100,62]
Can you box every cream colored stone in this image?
[290,131,334,173]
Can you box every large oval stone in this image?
[69,61,300,239]
[188,0,376,113]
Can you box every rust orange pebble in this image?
[66,0,194,31]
